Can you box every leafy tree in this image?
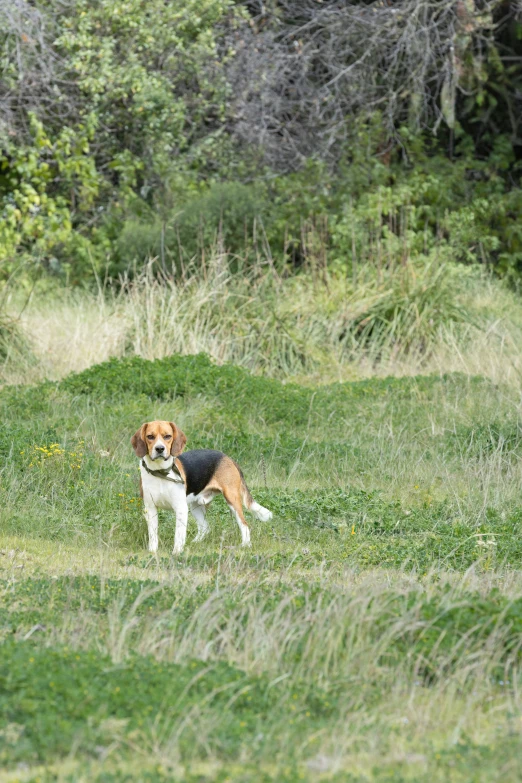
[0,0,241,276]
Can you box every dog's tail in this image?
[239,469,273,522]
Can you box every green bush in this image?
[114,182,270,272]
[0,0,240,279]
[329,137,522,281]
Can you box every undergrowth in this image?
[6,258,518,387]
[1,572,522,781]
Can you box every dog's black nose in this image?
[155,444,165,453]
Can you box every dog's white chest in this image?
[140,468,184,510]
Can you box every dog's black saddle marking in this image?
[177,449,225,496]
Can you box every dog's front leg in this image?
[144,503,159,553]
[172,491,189,555]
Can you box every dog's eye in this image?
[147,434,155,440]
[163,434,172,439]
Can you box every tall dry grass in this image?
[3,253,522,386]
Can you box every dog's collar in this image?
[141,459,184,484]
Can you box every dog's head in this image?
[131,420,187,461]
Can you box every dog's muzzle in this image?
[152,442,167,460]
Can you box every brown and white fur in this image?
[131,420,272,554]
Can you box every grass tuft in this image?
[343,260,473,359]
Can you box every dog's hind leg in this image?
[222,485,251,547]
[249,500,273,522]
[190,503,209,542]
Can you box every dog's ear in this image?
[131,423,148,457]
[169,422,187,456]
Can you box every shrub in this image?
[114,182,270,273]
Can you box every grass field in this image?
[2,343,522,780]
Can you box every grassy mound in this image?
[59,352,489,427]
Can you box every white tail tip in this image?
[250,501,273,522]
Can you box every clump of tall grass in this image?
[340,257,474,361]
[0,314,28,360]
[119,257,316,376]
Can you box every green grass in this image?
[1,570,522,781]
[1,354,522,781]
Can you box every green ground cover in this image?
[1,354,522,781]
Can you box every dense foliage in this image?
[1,1,522,282]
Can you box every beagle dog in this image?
[131,420,272,554]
